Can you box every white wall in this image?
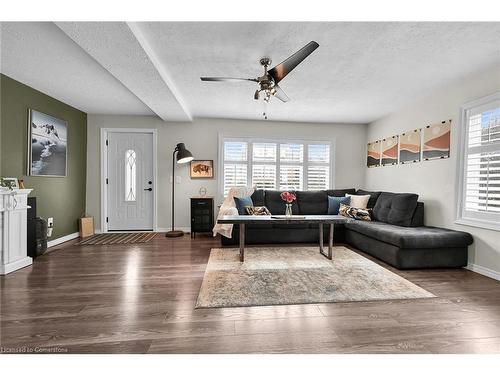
[365,65,500,277]
[86,116,367,230]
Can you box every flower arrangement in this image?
[280,191,296,216]
[280,191,296,203]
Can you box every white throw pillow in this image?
[346,194,370,209]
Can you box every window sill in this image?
[455,218,500,232]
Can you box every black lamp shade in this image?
[175,143,193,164]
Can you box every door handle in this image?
[144,188,152,191]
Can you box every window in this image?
[457,92,500,231]
[125,149,137,201]
[220,137,332,197]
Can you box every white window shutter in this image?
[307,166,329,190]
[280,165,303,190]
[252,164,276,189]
[461,98,500,226]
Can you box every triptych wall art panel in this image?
[366,120,451,168]
[423,120,451,160]
[381,136,399,166]
[366,141,381,168]
[399,129,421,164]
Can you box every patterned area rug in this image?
[196,246,434,308]
[77,232,157,245]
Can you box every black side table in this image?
[190,197,214,238]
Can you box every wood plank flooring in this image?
[1,234,500,354]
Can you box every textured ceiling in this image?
[0,22,152,115]
[1,22,499,123]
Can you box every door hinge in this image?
[106,178,109,185]
[106,217,109,223]
[105,140,108,146]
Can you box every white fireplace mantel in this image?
[1,188,33,275]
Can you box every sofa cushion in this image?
[297,190,328,214]
[372,192,419,227]
[345,221,473,249]
[326,188,356,197]
[356,189,382,209]
[246,206,271,216]
[264,190,299,215]
[346,194,370,209]
[410,202,425,227]
[328,195,350,214]
[234,196,253,215]
[251,189,265,206]
[339,204,372,221]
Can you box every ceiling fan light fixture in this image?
[200,41,319,114]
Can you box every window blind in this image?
[221,138,332,197]
[461,98,500,226]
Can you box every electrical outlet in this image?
[47,217,54,228]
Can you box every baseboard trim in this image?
[467,262,500,281]
[47,232,80,248]
[0,257,33,275]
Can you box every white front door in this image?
[107,132,154,231]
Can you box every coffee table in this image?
[217,215,353,262]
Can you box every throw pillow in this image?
[339,203,372,221]
[327,195,351,214]
[246,206,271,216]
[234,196,253,215]
[346,194,370,209]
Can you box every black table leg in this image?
[239,223,245,262]
[319,223,333,260]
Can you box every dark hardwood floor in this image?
[1,234,500,354]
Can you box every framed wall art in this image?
[367,141,381,168]
[28,109,68,177]
[423,120,451,160]
[381,136,399,166]
[190,160,214,179]
[399,128,421,164]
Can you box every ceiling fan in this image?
[200,41,319,119]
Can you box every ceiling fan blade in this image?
[272,84,290,102]
[200,77,258,82]
[268,41,319,83]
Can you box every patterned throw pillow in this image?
[339,203,372,221]
[246,206,271,216]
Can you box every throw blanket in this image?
[213,186,255,238]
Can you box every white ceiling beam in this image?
[56,22,192,122]
[127,22,192,122]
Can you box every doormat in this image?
[77,232,157,245]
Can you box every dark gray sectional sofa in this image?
[220,188,473,269]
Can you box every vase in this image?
[285,203,293,217]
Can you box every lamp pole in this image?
[165,143,193,238]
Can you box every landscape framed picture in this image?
[190,160,214,179]
[28,109,68,177]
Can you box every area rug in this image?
[195,246,434,308]
[77,232,157,245]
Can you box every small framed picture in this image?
[0,177,20,189]
[190,160,214,179]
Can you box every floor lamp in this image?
[165,143,193,237]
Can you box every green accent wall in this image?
[1,74,87,240]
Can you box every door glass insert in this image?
[125,149,137,201]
